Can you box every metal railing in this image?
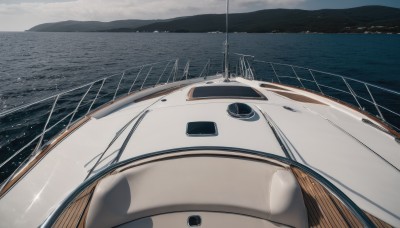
[235,53,255,80]
[234,55,400,133]
[0,58,220,186]
[1,55,399,187]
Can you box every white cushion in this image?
[86,156,307,228]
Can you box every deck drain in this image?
[188,215,202,227]
[283,106,296,112]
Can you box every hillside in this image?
[28,20,159,32]
[28,6,400,33]
[135,6,400,33]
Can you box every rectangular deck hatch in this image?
[188,86,266,100]
[187,122,218,136]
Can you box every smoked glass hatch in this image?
[186,122,218,136]
[189,86,266,100]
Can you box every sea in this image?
[0,32,400,182]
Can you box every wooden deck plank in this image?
[272,91,326,105]
[293,167,358,227]
[292,167,393,228]
[307,175,348,227]
[304,175,339,227]
[60,187,93,228]
[53,181,99,228]
[77,188,95,228]
[293,169,331,227]
[328,194,362,227]
[260,83,291,91]
[67,196,89,227]
[55,198,84,228]
[365,211,393,228]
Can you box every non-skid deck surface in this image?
[292,167,392,228]
[0,117,90,198]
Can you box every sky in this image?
[0,0,400,31]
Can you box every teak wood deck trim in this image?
[260,83,291,91]
[53,180,100,228]
[134,85,184,103]
[292,167,392,228]
[269,82,400,138]
[272,90,326,105]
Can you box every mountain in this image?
[28,20,159,32]
[28,6,400,33]
[134,6,400,33]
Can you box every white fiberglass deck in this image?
[0,77,399,227]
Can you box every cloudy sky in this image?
[1,0,400,31]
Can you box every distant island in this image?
[28,6,400,34]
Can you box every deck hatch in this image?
[227,103,255,119]
[187,122,218,136]
[188,86,266,100]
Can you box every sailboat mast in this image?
[224,0,230,81]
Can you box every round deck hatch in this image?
[227,103,255,119]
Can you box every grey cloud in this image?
[0,0,74,3]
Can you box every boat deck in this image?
[0,77,399,227]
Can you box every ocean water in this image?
[0,32,399,182]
